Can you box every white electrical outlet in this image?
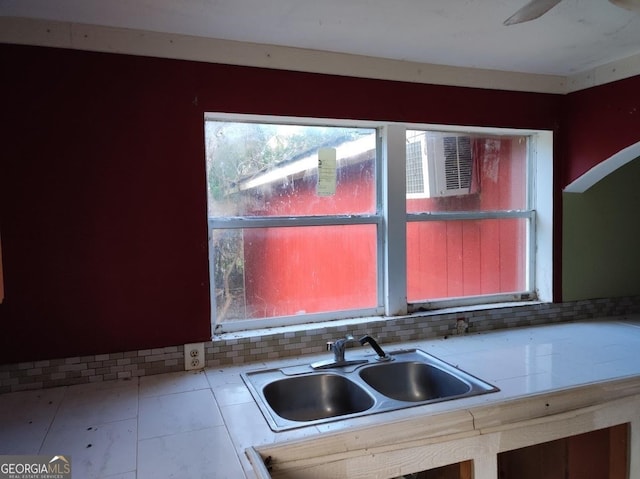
[184,342,205,371]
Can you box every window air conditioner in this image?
[426,134,473,197]
[406,132,473,199]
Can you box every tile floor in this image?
[0,368,254,479]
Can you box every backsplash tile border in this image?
[1,296,639,393]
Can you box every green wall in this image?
[563,157,640,301]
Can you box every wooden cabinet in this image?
[407,425,628,479]
[414,461,472,479]
[498,424,628,479]
[251,384,640,479]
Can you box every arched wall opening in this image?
[564,141,640,193]
[562,144,640,301]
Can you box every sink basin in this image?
[242,348,499,431]
[262,373,374,421]
[359,361,470,402]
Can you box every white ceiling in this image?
[1,0,640,76]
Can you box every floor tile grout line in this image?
[137,386,224,442]
[37,385,69,455]
[135,377,140,479]
[200,374,252,477]
[138,386,219,406]
[138,369,211,399]
[137,422,231,443]
[138,385,212,399]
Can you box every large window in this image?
[405,131,533,308]
[205,115,553,333]
[205,119,381,331]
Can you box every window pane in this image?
[205,121,377,217]
[406,131,527,212]
[407,218,527,302]
[212,225,378,323]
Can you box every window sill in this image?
[212,300,546,343]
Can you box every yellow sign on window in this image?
[317,147,337,196]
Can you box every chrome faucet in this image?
[330,334,355,363]
[311,334,368,369]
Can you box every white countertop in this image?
[3,316,639,478]
[206,315,640,473]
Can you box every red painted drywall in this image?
[563,76,640,187]
[0,43,568,363]
[0,46,213,363]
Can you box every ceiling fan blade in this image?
[609,0,640,11]
[504,0,562,25]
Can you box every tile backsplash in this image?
[2,296,639,393]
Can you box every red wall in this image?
[0,43,566,363]
[563,76,640,187]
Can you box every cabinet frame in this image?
[249,377,640,479]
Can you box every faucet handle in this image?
[310,334,368,369]
[359,334,391,361]
[331,334,354,349]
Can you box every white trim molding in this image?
[3,16,639,94]
[566,52,640,93]
[0,16,570,94]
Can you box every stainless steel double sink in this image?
[242,349,499,431]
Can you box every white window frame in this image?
[405,131,430,199]
[205,113,554,333]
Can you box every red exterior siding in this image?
[407,137,527,301]
[238,135,527,317]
